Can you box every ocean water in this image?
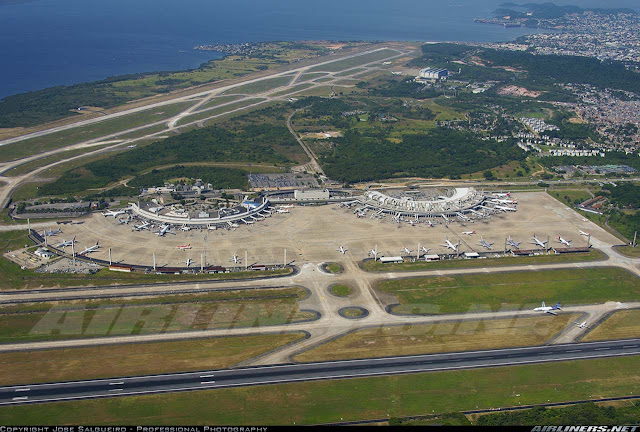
[0,0,637,99]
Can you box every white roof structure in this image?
[362,188,485,216]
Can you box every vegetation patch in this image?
[582,309,640,341]
[377,268,640,315]
[323,262,344,274]
[329,284,354,297]
[0,333,305,386]
[295,314,579,362]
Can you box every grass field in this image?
[295,314,579,362]
[222,77,292,95]
[0,333,305,386]
[1,102,192,163]
[0,356,637,425]
[615,246,640,258]
[329,284,353,297]
[297,72,328,81]
[377,268,640,315]
[308,49,398,72]
[362,249,605,272]
[0,287,313,343]
[583,309,640,341]
[324,263,343,274]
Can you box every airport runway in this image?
[1,338,638,406]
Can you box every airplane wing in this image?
[546,310,558,316]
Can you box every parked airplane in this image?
[56,237,76,248]
[426,220,435,227]
[574,321,590,329]
[43,228,62,236]
[78,242,100,256]
[462,230,476,236]
[495,205,517,212]
[493,192,511,198]
[177,244,192,250]
[127,144,137,149]
[155,225,175,237]
[479,237,494,250]
[507,236,522,249]
[557,235,572,247]
[440,237,459,252]
[229,254,242,264]
[579,230,591,237]
[185,258,192,267]
[534,301,561,315]
[181,225,191,231]
[491,198,518,205]
[531,234,548,248]
[402,247,413,255]
[279,204,294,209]
[133,222,150,231]
[226,221,239,228]
[101,209,126,218]
[420,246,431,255]
[368,246,379,260]
[337,246,348,254]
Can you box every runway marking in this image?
[14,387,30,392]
[12,396,28,401]
[200,381,216,385]
[623,345,637,349]
[108,388,123,392]
[200,374,215,378]
[109,382,124,385]
[595,347,610,351]
[566,350,581,353]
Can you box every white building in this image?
[418,68,448,81]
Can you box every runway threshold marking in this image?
[200,381,216,385]
[200,374,215,378]
[12,396,27,401]
[109,382,124,385]
[14,387,30,392]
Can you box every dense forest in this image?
[128,165,249,190]
[476,402,640,426]
[603,183,640,208]
[539,152,640,172]
[321,127,525,183]
[37,122,293,196]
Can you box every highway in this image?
[0,338,638,406]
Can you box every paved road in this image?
[0,338,637,406]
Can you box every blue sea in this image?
[0,0,637,99]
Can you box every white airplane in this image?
[440,237,459,252]
[420,246,431,255]
[479,237,494,250]
[226,221,239,228]
[279,204,294,209]
[185,258,192,267]
[337,246,348,254]
[78,242,100,256]
[531,234,548,248]
[102,209,126,217]
[557,235,572,247]
[177,244,192,250]
[56,237,76,248]
[507,236,522,249]
[401,247,413,255]
[579,230,591,237]
[133,222,150,231]
[155,225,175,237]
[426,220,435,227]
[574,321,590,329]
[208,225,217,231]
[276,208,290,214]
[493,192,511,198]
[181,225,191,231]
[462,230,476,236]
[491,198,518,205]
[229,254,242,264]
[368,246,379,260]
[534,301,562,315]
[127,144,137,149]
[495,205,517,212]
[43,228,62,236]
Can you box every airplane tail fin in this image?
[554,302,561,309]
[541,301,546,308]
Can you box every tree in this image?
[483,170,495,180]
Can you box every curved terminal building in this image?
[362,188,486,217]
